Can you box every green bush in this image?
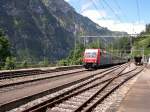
[4,57,16,70]
[21,60,28,68]
[57,59,68,66]
[0,29,11,69]
[57,43,85,66]
[38,58,49,67]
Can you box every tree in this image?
[4,57,16,70]
[0,29,11,68]
[57,59,68,66]
[21,60,28,68]
[112,37,130,55]
[57,43,85,66]
[38,58,49,67]
[146,24,150,33]
[133,24,150,56]
[69,43,85,65]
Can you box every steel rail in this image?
[84,67,144,112]
[0,66,82,80]
[22,64,128,112]
[0,69,86,89]
[73,67,138,112]
[0,65,123,112]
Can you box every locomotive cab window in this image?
[85,52,97,58]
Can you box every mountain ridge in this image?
[0,0,127,62]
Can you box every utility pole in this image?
[129,36,133,59]
[111,42,114,55]
[73,24,77,65]
[84,36,86,48]
[98,38,100,48]
[142,47,145,63]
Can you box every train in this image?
[83,48,127,69]
[134,56,143,65]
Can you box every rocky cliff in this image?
[0,0,127,62]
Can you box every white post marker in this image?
[148,57,150,64]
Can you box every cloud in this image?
[81,9,145,34]
[81,2,92,12]
[65,0,145,34]
[80,0,100,12]
[82,9,107,19]
[95,19,145,34]
[64,0,70,2]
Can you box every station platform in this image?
[117,68,150,112]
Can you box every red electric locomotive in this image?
[83,48,126,69]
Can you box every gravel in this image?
[0,69,85,86]
[0,69,85,93]
[8,65,127,112]
[93,70,142,112]
[8,68,109,112]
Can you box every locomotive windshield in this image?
[85,52,97,58]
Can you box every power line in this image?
[80,34,150,38]
[136,0,141,23]
[97,0,111,20]
[102,0,122,22]
[91,0,106,20]
[113,0,136,34]
[113,0,128,22]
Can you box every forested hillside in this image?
[133,24,150,56]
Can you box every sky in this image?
[64,0,150,34]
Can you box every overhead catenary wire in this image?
[113,0,136,35]
[97,0,112,20]
[113,0,128,22]
[136,0,141,23]
[91,0,107,21]
[102,0,122,22]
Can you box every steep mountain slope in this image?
[0,0,127,62]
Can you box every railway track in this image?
[146,64,150,69]
[21,64,143,112]
[0,68,86,93]
[0,66,82,80]
[83,68,143,112]
[11,64,127,112]
[0,64,123,94]
[0,64,124,112]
